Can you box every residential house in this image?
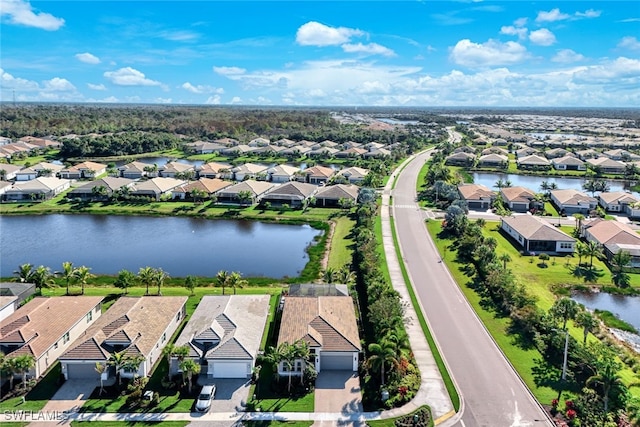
[304,166,335,185]
[444,152,475,167]
[18,136,61,149]
[159,161,195,179]
[550,189,598,215]
[281,146,311,157]
[261,182,318,208]
[267,164,301,183]
[602,149,639,161]
[277,295,360,374]
[231,163,269,181]
[170,295,270,379]
[477,154,508,169]
[274,138,297,147]
[517,154,551,171]
[481,147,508,156]
[457,184,495,210]
[500,215,575,254]
[186,141,225,154]
[59,296,187,381]
[544,148,569,159]
[59,161,107,180]
[362,147,391,158]
[0,282,36,305]
[515,147,539,158]
[214,137,239,147]
[252,145,285,156]
[172,178,231,200]
[0,296,104,378]
[198,162,232,179]
[587,157,626,175]
[118,161,152,179]
[552,156,587,171]
[0,164,22,181]
[130,177,186,200]
[15,162,63,181]
[4,177,71,201]
[221,145,254,156]
[598,191,640,215]
[0,296,18,322]
[335,147,367,158]
[582,219,640,267]
[215,180,275,205]
[0,181,10,196]
[248,137,270,147]
[336,167,369,184]
[500,186,537,213]
[576,149,599,160]
[67,177,136,200]
[315,184,359,208]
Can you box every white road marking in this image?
[460,420,466,427]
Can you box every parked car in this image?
[195,384,216,412]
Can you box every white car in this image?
[195,384,216,412]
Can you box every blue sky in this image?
[1,1,639,107]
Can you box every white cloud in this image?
[618,36,640,51]
[514,17,528,27]
[205,95,221,104]
[230,96,242,104]
[100,96,119,103]
[103,67,161,86]
[529,28,556,46]
[551,49,585,63]
[181,82,224,94]
[449,39,529,68]
[155,97,172,104]
[88,83,107,91]
[0,68,39,91]
[573,57,640,83]
[213,66,246,76]
[575,9,601,18]
[75,52,101,64]
[0,0,64,30]
[159,30,199,42]
[536,8,570,23]
[43,77,75,91]
[500,25,527,40]
[295,21,364,47]
[341,42,396,57]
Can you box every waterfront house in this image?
[59,161,107,180]
[261,182,318,208]
[215,180,275,205]
[500,186,537,213]
[315,184,359,207]
[500,215,575,254]
[458,183,495,210]
[0,296,104,379]
[550,189,598,215]
[5,177,71,201]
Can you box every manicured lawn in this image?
[368,405,433,427]
[327,215,355,270]
[249,363,314,413]
[374,213,392,285]
[0,363,62,412]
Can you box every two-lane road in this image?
[391,151,552,427]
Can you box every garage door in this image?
[212,362,248,378]
[66,363,98,379]
[321,354,353,371]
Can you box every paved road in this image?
[390,151,553,427]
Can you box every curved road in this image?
[391,150,553,427]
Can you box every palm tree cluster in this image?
[322,265,356,284]
[14,262,94,295]
[213,270,247,295]
[137,266,169,295]
[446,219,635,424]
[263,340,313,394]
[0,352,36,392]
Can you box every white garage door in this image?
[212,362,248,378]
[321,354,353,371]
[67,363,98,379]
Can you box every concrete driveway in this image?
[41,379,97,413]
[314,371,362,413]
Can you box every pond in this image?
[113,157,204,168]
[0,215,322,278]
[472,172,638,196]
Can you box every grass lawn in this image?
[426,219,640,403]
[368,405,433,427]
[374,213,392,285]
[0,363,62,412]
[248,363,314,412]
[327,215,355,270]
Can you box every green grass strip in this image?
[389,216,461,411]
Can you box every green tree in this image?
[184,275,198,296]
[154,268,169,295]
[236,190,253,206]
[215,270,230,295]
[538,252,550,267]
[498,253,511,271]
[584,241,602,268]
[293,340,310,385]
[573,213,585,235]
[138,266,155,296]
[31,265,54,291]
[60,261,77,295]
[14,263,34,283]
[366,340,398,386]
[179,358,201,394]
[228,271,246,295]
[550,297,580,330]
[574,310,599,344]
[13,354,35,390]
[108,351,127,385]
[75,265,94,295]
[95,362,107,395]
[610,250,631,288]
[586,345,626,416]
[190,188,206,204]
[114,269,136,295]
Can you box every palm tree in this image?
[586,357,624,415]
[366,340,398,386]
[121,355,145,378]
[60,261,77,295]
[13,355,35,390]
[334,266,356,284]
[215,270,230,295]
[3,356,17,390]
[575,241,588,266]
[584,241,602,268]
[138,266,155,296]
[383,328,411,361]
[95,362,107,395]
[228,271,246,295]
[162,344,176,381]
[14,263,34,283]
[611,250,632,288]
[574,310,599,344]
[184,275,197,296]
[75,265,94,295]
[322,267,336,284]
[498,253,512,271]
[550,297,580,330]
[154,268,169,295]
[108,351,127,385]
[179,358,201,394]
[293,340,310,385]
[572,213,585,235]
[31,265,54,291]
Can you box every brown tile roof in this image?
[501,215,575,242]
[598,191,640,205]
[584,220,640,245]
[500,186,535,203]
[550,189,596,205]
[263,182,317,200]
[315,184,359,201]
[458,184,495,200]
[176,178,232,194]
[305,166,335,179]
[277,296,360,352]
[60,296,186,361]
[0,296,104,359]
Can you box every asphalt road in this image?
[391,151,553,427]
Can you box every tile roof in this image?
[584,220,640,246]
[500,186,535,203]
[550,189,596,205]
[263,182,317,200]
[598,191,640,205]
[501,215,575,242]
[0,296,103,359]
[60,296,186,361]
[305,166,335,179]
[315,184,359,200]
[458,183,495,200]
[217,180,275,197]
[277,296,360,352]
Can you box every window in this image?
[560,242,573,249]
[87,311,93,322]
[162,332,166,342]
[63,332,70,344]
[53,342,58,350]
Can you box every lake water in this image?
[572,292,640,332]
[114,157,204,168]
[0,215,321,278]
[472,172,637,195]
